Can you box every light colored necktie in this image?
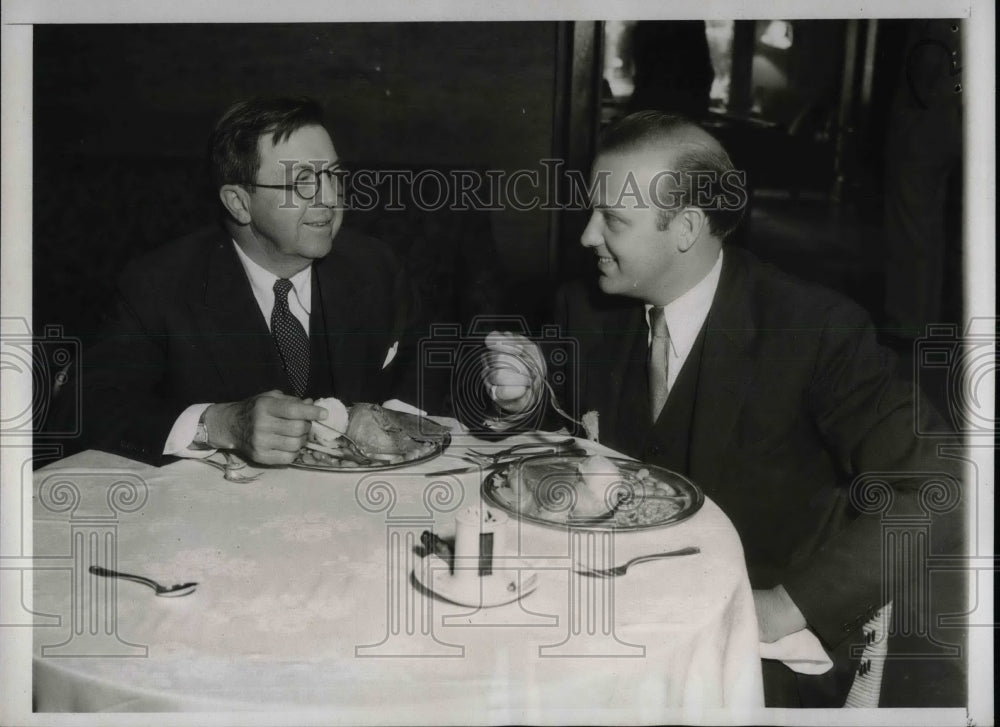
[648,306,670,422]
[271,278,310,397]
[843,601,893,707]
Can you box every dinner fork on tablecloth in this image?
[574,547,700,578]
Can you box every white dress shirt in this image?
[233,242,312,333]
[644,250,723,396]
[163,242,312,457]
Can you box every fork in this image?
[465,437,579,463]
[483,346,586,432]
[311,420,366,454]
[575,547,700,578]
[310,420,396,464]
[539,377,586,430]
[483,377,585,432]
[424,440,588,476]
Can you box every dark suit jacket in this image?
[552,247,964,705]
[70,225,418,465]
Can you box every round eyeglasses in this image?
[248,165,347,201]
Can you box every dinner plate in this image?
[482,455,704,532]
[412,554,539,607]
[290,433,451,472]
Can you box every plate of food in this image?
[293,398,451,471]
[482,453,703,531]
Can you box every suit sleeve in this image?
[781,300,964,647]
[71,269,190,465]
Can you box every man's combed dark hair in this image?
[598,110,747,241]
[208,96,326,192]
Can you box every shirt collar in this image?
[231,241,312,315]
[645,249,723,356]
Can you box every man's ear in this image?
[674,207,708,252]
[219,184,252,225]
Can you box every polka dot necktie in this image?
[648,306,670,422]
[271,278,309,397]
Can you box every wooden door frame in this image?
[550,20,602,282]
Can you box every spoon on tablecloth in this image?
[89,565,197,597]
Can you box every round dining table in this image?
[32,423,764,722]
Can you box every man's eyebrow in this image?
[289,160,342,170]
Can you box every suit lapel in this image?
[689,250,756,486]
[312,249,368,402]
[590,304,647,447]
[307,265,336,396]
[192,233,286,397]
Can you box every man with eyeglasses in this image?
[69,97,416,466]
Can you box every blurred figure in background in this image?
[882,19,963,340]
[627,21,715,118]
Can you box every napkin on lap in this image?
[759,628,833,675]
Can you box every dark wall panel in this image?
[33,22,561,339]
[35,23,557,166]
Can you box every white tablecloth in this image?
[32,429,764,721]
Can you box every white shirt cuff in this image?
[163,403,216,458]
[759,628,834,675]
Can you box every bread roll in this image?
[310,397,350,447]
